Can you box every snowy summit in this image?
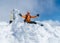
[0,20,60,43]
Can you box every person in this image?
[19,11,39,24]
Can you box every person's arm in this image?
[19,13,26,18]
[31,14,39,18]
[31,16,37,18]
[22,15,26,18]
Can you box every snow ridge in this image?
[0,21,60,43]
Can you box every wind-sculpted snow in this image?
[0,21,60,43]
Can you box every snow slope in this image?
[0,21,60,43]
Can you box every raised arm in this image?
[19,13,26,18]
[31,16,37,18]
[31,14,39,18]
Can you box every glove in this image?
[37,14,39,17]
[19,13,22,16]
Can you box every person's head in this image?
[27,11,30,15]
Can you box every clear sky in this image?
[0,0,60,22]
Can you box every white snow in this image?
[0,20,60,43]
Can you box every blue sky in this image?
[0,0,60,22]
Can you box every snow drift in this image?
[0,20,60,43]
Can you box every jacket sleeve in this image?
[31,16,37,18]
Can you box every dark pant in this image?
[28,21,37,24]
[9,20,13,24]
[24,20,37,24]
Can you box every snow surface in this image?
[0,21,60,43]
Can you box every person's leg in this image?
[28,21,37,24]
